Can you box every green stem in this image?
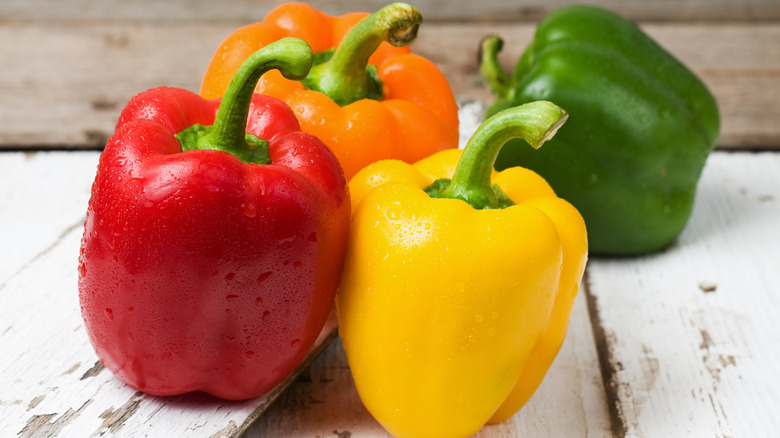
[426,101,568,209]
[302,3,422,106]
[479,35,512,100]
[176,38,313,164]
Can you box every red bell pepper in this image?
[78,38,350,400]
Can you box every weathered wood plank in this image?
[245,285,612,437]
[585,151,780,436]
[2,0,779,22]
[0,151,96,283]
[0,152,338,438]
[1,21,777,150]
[0,22,222,149]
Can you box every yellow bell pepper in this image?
[337,101,588,438]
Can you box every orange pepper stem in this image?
[176,38,313,164]
[428,101,568,209]
[303,3,422,106]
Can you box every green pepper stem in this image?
[302,3,422,106]
[479,35,512,100]
[177,38,313,164]
[438,101,568,209]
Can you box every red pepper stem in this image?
[303,3,422,106]
[212,38,312,153]
[443,101,568,209]
[177,38,313,164]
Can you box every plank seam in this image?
[583,269,627,438]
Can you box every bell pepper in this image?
[78,38,350,400]
[200,2,459,179]
[337,101,588,437]
[480,5,720,255]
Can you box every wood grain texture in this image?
[2,0,779,22]
[0,152,96,283]
[586,152,780,436]
[1,20,777,150]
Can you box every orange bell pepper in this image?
[200,2,459,178]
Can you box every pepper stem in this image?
[302,3,422,106]
[426,101,568,209]
[176,38,313,164]
[479,35,513,100]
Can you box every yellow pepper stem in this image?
[427,101,568,209]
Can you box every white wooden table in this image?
[2,1,780,436]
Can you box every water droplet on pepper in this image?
[385,204,403,220]
[242,202,257,218]
[257,271,272,284]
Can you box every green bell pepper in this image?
[480,5,720,255]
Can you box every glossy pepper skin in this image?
[337,102,588,437]
[200,2,458,179]
[480,5,720,255]
[78,39,350,400]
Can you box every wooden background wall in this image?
[1,0,779,150]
